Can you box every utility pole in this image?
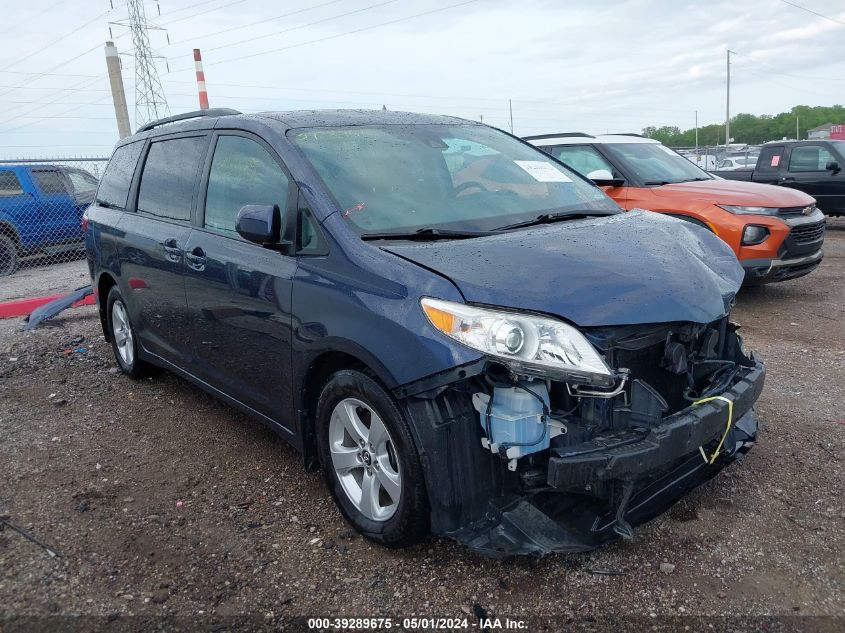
[796,114,800,140]
[725,49,732,147]
[508,99,514,134]
[125,0,169,127]
[104,41,131,139]
[695,110,699,159]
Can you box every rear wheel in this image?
[106,286,156,379]
[0,234,18,277]
[316,370,429,547]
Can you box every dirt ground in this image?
[1,220,843,632]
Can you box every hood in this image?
[382,211,744,327]
[652,178,815,207]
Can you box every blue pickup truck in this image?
[0,164,98,276]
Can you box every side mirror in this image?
[235,204,291,251]
[587,169,625,187]
[825,161,840,173]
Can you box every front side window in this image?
[788,145,835,172]
[0,171,24,197]
[548,145,617,177]
[204,136,289,235]
[138,136,207,221]
[97,141,144,208]
[601,143,712,185]
[32,170,69,195]
[291,124,618,234]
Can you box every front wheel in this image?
[316,370,429,547]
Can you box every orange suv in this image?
[525,133,825,284]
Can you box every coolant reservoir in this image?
[472,380,551,459]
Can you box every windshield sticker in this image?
[513,161,572,182]
[343,202,366,217]
[771,155,781,167]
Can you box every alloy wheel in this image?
[111,300,135,367]
[328,397,402,521]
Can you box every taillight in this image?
[81,213,89,233]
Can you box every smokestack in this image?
[104,41,131,138]
[193,48,209,110]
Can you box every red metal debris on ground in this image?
[0,293,96,319]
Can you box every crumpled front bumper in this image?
[447,360,765,557]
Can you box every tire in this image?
[106,286,156,379]
[0,234,19,277]
[316,370,429,547]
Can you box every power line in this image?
[202,0,405,55]
[0,0,67,39]
[158,0,247,25]
[177,0,483,70]
[0,75,106,129]
[778,0,845,26]
[165,0,347,46]
[0,69,100,79]
[0,8,114,73]
[0,43,103,101]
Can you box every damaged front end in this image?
[396,316,765,557]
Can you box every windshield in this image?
[290,124,619,233]
[602,142,713,184]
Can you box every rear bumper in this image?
[448,360,765,557]
[742,248,823,284]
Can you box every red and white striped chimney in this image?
[193,48,209,110]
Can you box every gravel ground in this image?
[1,221,843,632]
[0,258,89,303]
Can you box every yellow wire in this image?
[692,395,734,464]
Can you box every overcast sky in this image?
[0,0,843,157]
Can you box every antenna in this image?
[112,0,170,128]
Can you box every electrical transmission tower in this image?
[114,0,170,128]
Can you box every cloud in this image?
[0,0,843,155]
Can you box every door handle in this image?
[163,238,183,262]
[781,177,795,183]
[185,246,206,271]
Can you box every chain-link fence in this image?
[672,146,762,172]
[0,157,108,299]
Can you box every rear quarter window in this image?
[0,170,24,197]
[97,141,144,209]
[137,136,207,221]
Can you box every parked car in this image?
[85,109,765,556]
[0,164,98,276]
[525,133,825,284]
[711,140,845,216]
[716,156,758,171]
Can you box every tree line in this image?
[642,105,845,147]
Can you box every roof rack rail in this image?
[136,108,241,134]
[522,132,595,141]
[610,132,646,138]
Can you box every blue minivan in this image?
[84,109,765,556]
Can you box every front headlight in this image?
[421,297,613,386]
[718,205,779,215]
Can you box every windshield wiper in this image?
[361,227,493,241]
[644,180,672,186]
[494,210,613,232]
